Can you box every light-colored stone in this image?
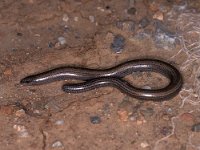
[89,16,95,23]
[140,141,149,148]
[58,37,66,45]
[74,17,79,22]
[63,14,69,22]
[52,140,63,148]
[13,125,29,138]
[15,109,25,117]
[55,120,64,125]
[153,11,164,21]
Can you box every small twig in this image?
[40,128,47,150]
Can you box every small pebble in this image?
[34,34,40,37]
[140,141,149,148]
[142,85,151,90]
[62,14,69,22]
[55,120,64,125]
[136,118,146,125]
[127,7,136,15]
[58,37,66,45]
[162,114,170,121]
[117,110,128,122]
[154,21,177,49]
[74,17,79,22]
[3,68,12,76]
[110,34,125,53]
[192,123,200,132]
[89,15,95,23]
[166,107,173,114]
[52,140,64,148]
[90,116,101,124]
[33,109,40,114]
[13,125,29,138]
[153,11,164,21]
[64,25,69,31]
[139,17,150,28]
[15,109,25,117]
[129,113,138,121]
[55,42,61,48]
[97,7,105,12]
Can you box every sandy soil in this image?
[1,0,200,150]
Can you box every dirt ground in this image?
[1,0,200,150]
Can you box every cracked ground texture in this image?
[1,0,200,150]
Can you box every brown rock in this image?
[179,113,195,125]
[3,68,12,76]
[136,116,146,125]
[162,114,170,121]
[153,11,164,21]
[117,110,128,122]
[0,105,15,115]
[15,109,26,117]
